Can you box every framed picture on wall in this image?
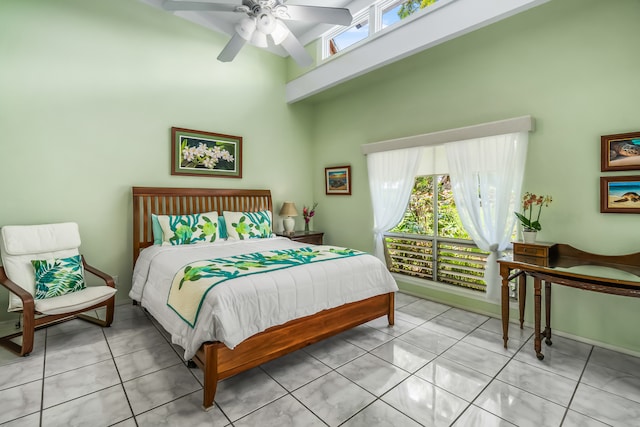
[601,131,640,172]
[600,176,640,213]
[171,127,242,178]
[325,165,351,195]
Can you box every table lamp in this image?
[279,201,298,234]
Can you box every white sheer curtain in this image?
[367,147,424,262]
[445,132,527,301]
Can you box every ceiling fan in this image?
[162,0,353,67]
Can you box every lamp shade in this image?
[279,201,298,217]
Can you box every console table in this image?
[498,243,640,360]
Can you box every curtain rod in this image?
[361,115,535,155]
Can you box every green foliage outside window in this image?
[398,0,438,20]
[391,175,470,240]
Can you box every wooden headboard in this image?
[132,187,272,263]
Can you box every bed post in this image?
[387,292,395,325]
[202,344,219,411]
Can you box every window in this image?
[384,174,490,292]
[329,19,370,54]
[380,0,404,29]
[323,0,440,59]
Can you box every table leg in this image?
[533,277,544,360]
[544,281,552,345]
[518,274,526,329]
[501,265,510,349]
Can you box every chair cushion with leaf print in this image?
[0,222,116,315]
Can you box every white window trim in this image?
[322,9,370,59]
[361,115,535,155]
[321,0,450,62]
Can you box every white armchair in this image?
[0,222,116,356]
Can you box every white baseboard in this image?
[397,290,640,359]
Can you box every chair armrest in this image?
[0,266,35,311]
[81,256,116,288]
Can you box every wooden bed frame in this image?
[132,187,395,410]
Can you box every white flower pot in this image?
[522,230,537,244]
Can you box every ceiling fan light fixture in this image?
[270,19,289,45]
[255,11,277,35]
[250,30,268,48]
[235,17,256,41]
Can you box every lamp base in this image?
[283,217,295,233]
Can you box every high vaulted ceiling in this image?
[138,0,551,102]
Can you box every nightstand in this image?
[513,241,557,258]
[276,230,324,245]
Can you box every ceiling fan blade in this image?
[280,33,313,68]
[282,5,352,26]
[162,1,239,12]
[217,32,246,62]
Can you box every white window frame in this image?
[376,0,406,32]
[321,0,440,60]
[322,9,371,59]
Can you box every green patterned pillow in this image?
[32,255,86,300]
[157,212,220,245]
[223,210,273,240]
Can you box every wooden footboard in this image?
[192,292,395,410]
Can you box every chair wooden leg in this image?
[0,313,34,357]
[77,297,116,327]
[104,296,115,326]
[21,325,34,356]
[21,306,35,356]
[0,332,31,356]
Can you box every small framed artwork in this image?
[325,165,351,195]
[171,127,242,178]
[601,131,640,172]
[600,176,640,213]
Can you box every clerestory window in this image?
[323,0,440,59]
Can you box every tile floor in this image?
[1,293,640,426]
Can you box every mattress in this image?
[130,237,398,359]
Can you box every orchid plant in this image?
[515,192,552,232]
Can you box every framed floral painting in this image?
[325,165,351,195]
[171,127,242,178]
[600,176,640,214]
[601,131,640,172]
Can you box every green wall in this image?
[306,0,640,353]
[0,0,314,318]
[1,0,639,354]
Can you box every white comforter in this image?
[130,237,398,360]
